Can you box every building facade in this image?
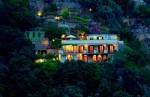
[25,28,50,54]
[59,34,124,62]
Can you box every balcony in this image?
[62,40,120,45]
[83,49,98,54]
[104,49,108,53]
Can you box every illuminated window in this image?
[84,55,88,62]
[73,46,77,52]
[79,46,84,53]
[103,55,107,61]
[99,46,104,53]
[97,55,102,61]
[66,54,73,61]
[89,46,94,53]
[78,54,82,60]
[97,37,103,40]
[92,55,97,62]
[109,45,114,53]
[65,45,74,52]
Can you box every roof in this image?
[33,42,48,50]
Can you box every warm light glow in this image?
[81,32,85,35]
[89,8,92,12]
[99,46,104,53]
[59,54,61,61]
[89,46,94,53]
[92,55,97,62]
[79,46,84,53]
[116,36,118,39]
[78,53,82,60]
[37,10,42,16]
[57,16,60,20]
[61,34,65,38]
[54,16,60,20]
[98,55,102,61]
[84,55,88,62]
[93,36,97,40]
[104,44,106,47]
[114,44,117,47]
[84,45,88,49]
[64,45,74,52]
[66,54,73,61]
[98,37,102,40]
[109,45,114,53]
[35,59,45,63]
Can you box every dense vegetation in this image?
[0,0,150,97]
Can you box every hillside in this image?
[0,0,150,97]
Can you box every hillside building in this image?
[59,34,124,62]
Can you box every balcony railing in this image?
[62,40,120,44]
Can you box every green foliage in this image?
[42,60,60,73]
[72,16,89,23]
[61,86,83,97]
[51,38,61,49]
[51,3,58,12]
[0,26,34,62]
[53,60,100,95]
[113,90,132,97]
[97,79,112,97]
[61,8,69,18]
[140,66,150,86]
[0,0,38,31]
[113,0,134,16]
[35,54,43,60]
[134,5,150,18]
[44,23,68,39]
[113,43,148,68]
[44,53,57,59]
[7,0,29,7]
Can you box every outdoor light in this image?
[37,10,42,16]
[89,8,92,12]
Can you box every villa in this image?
[59,34,124,62]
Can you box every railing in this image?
[62,40,120,44]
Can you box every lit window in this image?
[84,55,88,62]
[79,46,84,53]
[97,55,102,61]
[99,46,104,53]
[89,46,94,53]
[66,54,73,61]
[109,45,114,53]
[78,54,82,60]
[97,37,103,40]
[92,55,97,62]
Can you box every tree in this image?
[44,23,68,40]
[96,79,112,97]
[0,0,38,31]
[113,90,132,97]
[0,26,34,62]
[133,5,150,18]
[61,8,69,18]
[113,0,134,16]
[61,85,83,97]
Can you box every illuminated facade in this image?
[59,34,124,62]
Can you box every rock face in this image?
[130,21,150,59]
[29,0,44,11]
